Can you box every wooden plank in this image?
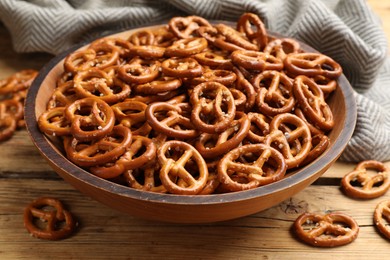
[367,0,390,48]
[0,131,56,178]
[0,178,389,259]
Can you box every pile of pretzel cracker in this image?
[0,69,38,141]
[38,13,341,196]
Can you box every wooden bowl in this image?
[25,24,357,223]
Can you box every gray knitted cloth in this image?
[0,0,389,162]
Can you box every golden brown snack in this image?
[37,13,342,195]
[158,140,209,195]
[264,113,312,169]
[374,200,390,240]
[24,197,76,240]
[217,143,287,191]
[293,212,359,247]
[341,160,390,199]
[0,69,38,141]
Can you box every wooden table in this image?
[1,1,389,259]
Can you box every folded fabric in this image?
[0,0,389,162]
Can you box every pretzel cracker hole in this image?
[33,205,67,230]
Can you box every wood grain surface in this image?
[1,1,389,259]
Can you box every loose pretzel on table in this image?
[0,69,37,141]
[24,197,76,240]
[374,200,390,240]
[0,69,38,94]
[293,212,359,247]
[341,160,390,199]
[0,114,17,141]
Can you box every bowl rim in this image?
[25,22,357,205]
